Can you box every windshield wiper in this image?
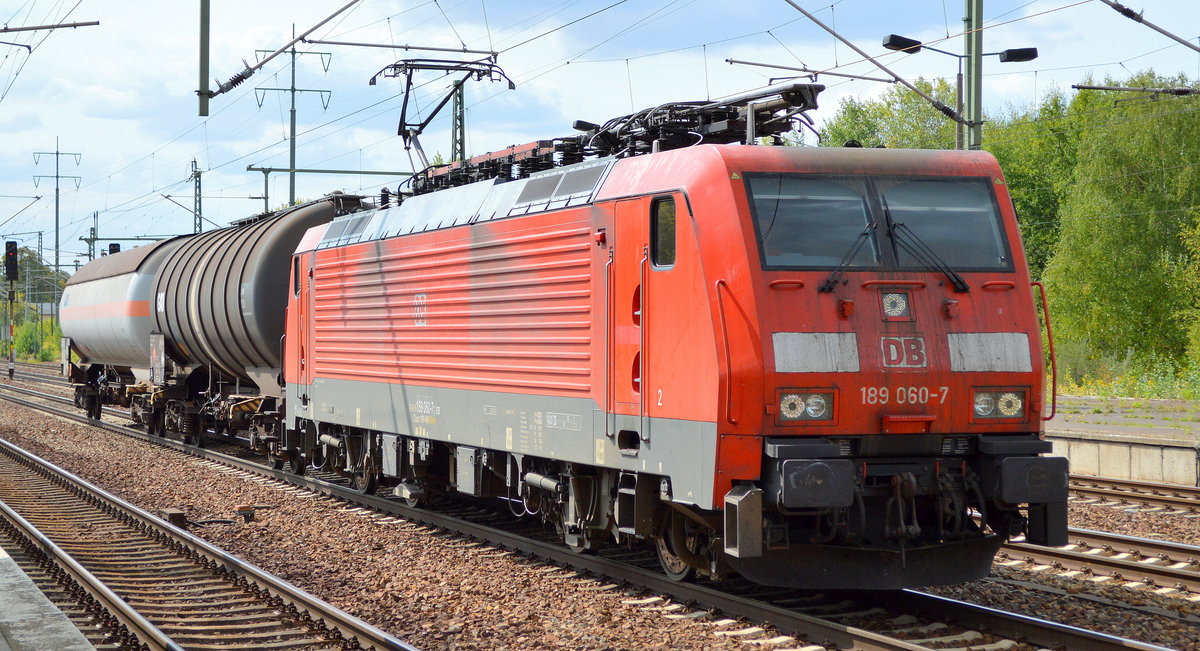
[879,195,969,292]
[888,220,970,292]
[819,222,877,293]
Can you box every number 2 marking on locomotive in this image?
[657,389,663,406]
[860,386,949,405]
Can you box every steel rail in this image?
[0,386,1176,651]
[1072,476,1200,511]
[0,407,416,651]
[883,590,1174,651]
[1066,528,1200,566]
[2,383,131,418]
[1001,529,1200,594]
[0,484,181,651]
[8,370,69,386]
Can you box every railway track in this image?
[7,368,70,387]
[0,384,1173,651]
[0,429,414,650]
[1071,476,1200,512]
[1001,529,1200,596]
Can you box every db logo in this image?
[881,336,927,368]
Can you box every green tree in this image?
[984,89,1076,279]
[818,78,957,149]
[1042,72,1200,364]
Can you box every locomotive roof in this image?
[65,236,186,286]
[313,144,1003,251]
[316,157,615,250]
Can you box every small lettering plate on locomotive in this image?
[544,412,582,431]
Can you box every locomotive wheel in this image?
[288,452,307,476]
[352,470,377,495]
[655,513,699,582]
[403,494,426,508]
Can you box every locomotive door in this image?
[293,252,314,391]
[610,198,648,443]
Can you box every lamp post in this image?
[882,34,1036,149]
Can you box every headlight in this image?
[804,394,828,418]
[882,292,909,317]
[780,394,805,419]
[974,393,995,417]
[779,390,834,423]
[997,392,1023,417]
[972,389,1027,420]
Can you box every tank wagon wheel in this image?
[655,511,700,582]
[84,395,100,420]
[266,446,285,471]
[148,411,166,437]
[192,415,206,448]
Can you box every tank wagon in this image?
[62,194,367,440]
[60,83,1067,588]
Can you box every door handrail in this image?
[604,248,614,437]
[639,246,648,441]
[714,279,736,425]
[1032,281,1057,421]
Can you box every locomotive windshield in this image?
[748,176,878,268]
[745,173,1012,272]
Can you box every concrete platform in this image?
[0,547,94,651]
[1046,395,1200,486]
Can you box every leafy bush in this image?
[14,318,61,363]
[1058,341,1200,400]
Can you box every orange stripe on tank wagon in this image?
[61,300,151,320]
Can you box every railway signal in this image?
[4,241,16,281]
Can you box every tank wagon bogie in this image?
[60,83,1067,590]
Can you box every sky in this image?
[0,0,1196,271]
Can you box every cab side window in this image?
[293,259,301,296]
[651,196,676,268]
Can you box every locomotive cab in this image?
[704,147,1068,587]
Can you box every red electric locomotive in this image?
[277,83,1067,588]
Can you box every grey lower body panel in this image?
[287,379,719,507]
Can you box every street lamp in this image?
[883,34,1037,149]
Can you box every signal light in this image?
[4,241,16,281]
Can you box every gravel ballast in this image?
[0,401,771,650]
[2,395,1199,649]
